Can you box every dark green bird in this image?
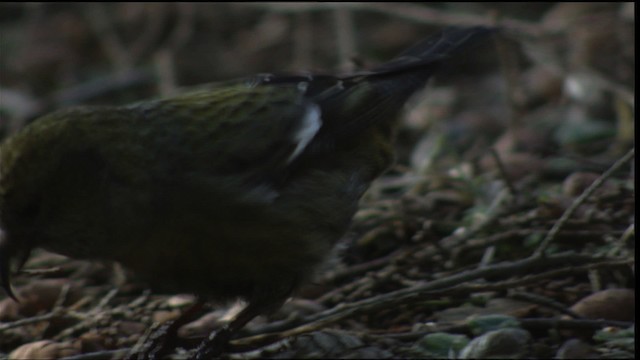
[0,26,493,356]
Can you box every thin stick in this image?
[534,148,635,257]
[490,148,518,197]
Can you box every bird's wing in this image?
[128,83,322,181]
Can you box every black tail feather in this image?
[368,26,497,75]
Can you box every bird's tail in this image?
[311,26,496,144]
[369,26,495,76]
[353,26,496,102]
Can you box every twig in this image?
[491,18,526,127]
[479,245,496,268]
[509,291,583,319]
[292,12,312,70]
[154,49,178,97]
[534,148,635,257]
[167,3,196,51]
[618,223,634,244]
[0,308,83,332]
[128,5,169,63]
[152,4,195,97]
[490,148,518,197]
[60,349,129,360]
[52,289,148,341]
[231,255,630,350]
[51,282,72,312]
[320,249,401,284]
[519,318,633,332]
[333,8,357,73]
[239,3,542,37]
[377,317,633,341]
[455,228,625,255]
[52,69,155,107]
[580,65,635,108]
[83,4,133,71]
[90,287,119,314]
[438,188,512,251]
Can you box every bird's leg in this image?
[191,300,268,359]
[186,272,300,359]
[128,300,206,360]
[191,277,296,359]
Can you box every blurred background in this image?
[0,3,635,359]
[0,2,635,165]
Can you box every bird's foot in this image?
[127,301,205,360]
[191,326,233,360]
[127,320,180,360]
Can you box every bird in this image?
[0,26,494,357]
